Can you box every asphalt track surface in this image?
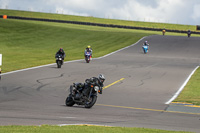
[0,35,200,132]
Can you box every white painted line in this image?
[165,65,199,104]
[0,36,146,76]
[58,123,111,127]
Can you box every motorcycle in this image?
[85,51,92,63]
[142,45,149,54]
[55,54,63,68]
[187,32,191,37]
[65,79,102,108]
[162,29,166,35]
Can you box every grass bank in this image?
[174,67,200,105]
[0,9,197,31]
[0,125,192,133]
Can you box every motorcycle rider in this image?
[143,41,149,52]
[55,48,66,60]
[143,41,149,46]
[82,74,105,95]
[84,45,92,58]
[162,28,166,35]
[187,29,191,37]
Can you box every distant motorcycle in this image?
[162,29,166,35]
[142,45,149,54]
[55,54,63,68]
[65,78,103,108]
[187,32,191,37]
[85,51,92,63]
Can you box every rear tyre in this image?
[65,96,75,106]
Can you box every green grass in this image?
[0,125,192,133]
[174,67,200,105]
[0,9,197,31]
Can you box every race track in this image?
[0,35,200,132]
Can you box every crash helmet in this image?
[59,48,63,52]
[98,74,105,83]
[87,45,91,49]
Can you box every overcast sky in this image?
[0,0,200,25]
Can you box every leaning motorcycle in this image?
[65,79,102,108]
[142,45,149,54]
[85,51,91,63]
[55,54,63,68]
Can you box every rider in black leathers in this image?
[82,74,105,96]
[55,48,66,60]
[187,30,191,37]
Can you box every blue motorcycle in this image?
[142,45,149,54]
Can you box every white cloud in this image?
[192,4,200,19]
[0,0,10,9]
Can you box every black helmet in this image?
[59,48,63,52]
[99,74,105,83]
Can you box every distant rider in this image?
[143,41,149,52]
[143,41,149,46]
[84,45,93,58]
[187,30,191,37]
[55,48,66,60]
[162,28,166,35]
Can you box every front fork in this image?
[86,88,97,104]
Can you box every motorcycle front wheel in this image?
[85,58,90,63]
[57,61,62,68]
[85,95,97,108]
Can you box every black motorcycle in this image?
[65,79,102,108]
[187,30,191,37]
[55,54,63,68]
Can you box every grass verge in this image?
[174,67,200,105]
[0,125,192,133]
[0,9,197,31]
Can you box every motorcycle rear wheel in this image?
[85,95,97,108]
[65,96,75,106]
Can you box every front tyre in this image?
[85,57,90,63]
[57,61,62,68]
[143,48,146,54]
[85,95,97,108]
[65,96,75,106]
